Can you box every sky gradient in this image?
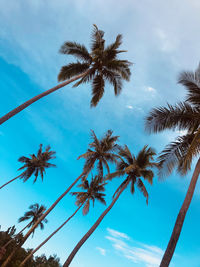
[1,1,200,266]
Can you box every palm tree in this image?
[145,63,200,266]
[0,144,56,190]
[63,145,157,266]
[0,25,132,125]
[19,175,106,266]
[2,130,119,267]
[1,204,47,267]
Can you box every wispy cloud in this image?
[106,228,163,267]
[107,228,130,240]
[96,247,106,256]
[145,86,156,93]
[126,105,134,109]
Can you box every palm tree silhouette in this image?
[63,145,157,266]
[19,175,106,266]
[0,25,132,125]
[145,63,200,266]
[0,144,56,190]
[3,130,119,266]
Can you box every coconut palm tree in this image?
[1,204,47,266]
[0,144,56,190]
[0,25,132,125]
[145,64,200,266]
[2,130,119,267]
[63,145,157,266]
[19,175,106,266]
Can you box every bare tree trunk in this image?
[0,174,22,189]
[63,180,129,266]
[160,158,200,267]
[19,204,83,266]
[0,71,89,125]
[1,170,87,267]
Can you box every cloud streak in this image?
[106,228,163,267]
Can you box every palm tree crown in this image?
[58,24,132,107]
[18,203,48,236]
[145,63,200,175]
[71,175,106,215]
[18,144,56,183]
[107,145,157,204]
[78,130,120,179]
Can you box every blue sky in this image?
[0,0,200,266]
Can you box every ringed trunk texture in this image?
[63,180,129,266]
[1,172,85,267]
[0,175,22,190]
[19,204,83,267]
[160,158,200,267]
[0,71,89,125]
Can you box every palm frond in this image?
[57,62,90,82]
[145,102,200,133]
[59,41,92,63]
[179,64,200,106]
[106,170,125,181]
[136,178,149,204]
[90,74,105,107]
[158,133,195,177]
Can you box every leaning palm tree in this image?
[19,175,106,266]
[2,130,119,267]
[0,144,56,190]
[145,63,200,267]
[63,145,157,266]
[0,24,132,125]
[1,204,47,266]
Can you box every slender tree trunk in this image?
[0,71,89,125]
[19,204,83,267]
[0,174,22,190]
[1,171,87,267]
[63,180,129,267]
[160,158,200,267]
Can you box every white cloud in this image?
[96,247,106,256]
[106,228,163,267]
[126,105,133,109]
[146,87,156,93]
[107,228,130,240]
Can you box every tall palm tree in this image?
[145,63,200,267]
[63,145,157,266]
[0,144,56,190]
[1,204,47,266]
[2,130,119,267]
[0,25,132,125]
[19,175,106,266]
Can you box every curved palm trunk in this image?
[63,180,129,267]
[1,171,87,267]
[19,204,83,267]
[160,158,200,267]
[0,71,89,125]
[0,174,22,190]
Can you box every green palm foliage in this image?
[78,129,120,179]
[107,145,157,203]
[18,203,48,236]
[58,24,132,107]
[145,64,200,266]
[72,175,106,215]
[0,144,56,189]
